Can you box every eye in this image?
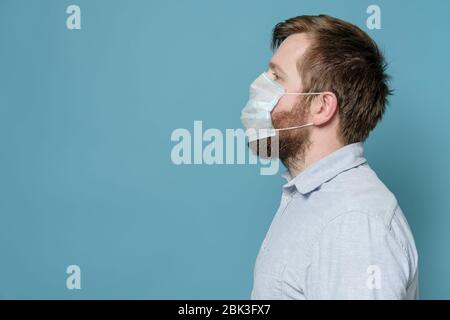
[272,72,281,81]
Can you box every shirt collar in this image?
[282,142,367,195]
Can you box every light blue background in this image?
[0,0,449,299]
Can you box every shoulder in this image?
[319,162,400,229]
[313,162,417,269]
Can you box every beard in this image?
[248,100,312,169]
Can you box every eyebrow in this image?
[268,62,287,77]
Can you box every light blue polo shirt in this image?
[251,142,418,299]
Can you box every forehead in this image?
[270,33,312,69]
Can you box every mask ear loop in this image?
[275,122,314,131]
[273,92,322,132]
[282,93,324,95]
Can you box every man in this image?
[241,15,418,299]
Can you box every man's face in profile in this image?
[249,33,315,164]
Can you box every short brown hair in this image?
[272,15,392,144]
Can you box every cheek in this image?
[272,95,298,114]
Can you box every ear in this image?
[310,92,338,126]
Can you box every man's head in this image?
[251,15,391,170]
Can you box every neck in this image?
[286,139,344,178]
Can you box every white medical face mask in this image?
[240,72,323,142]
